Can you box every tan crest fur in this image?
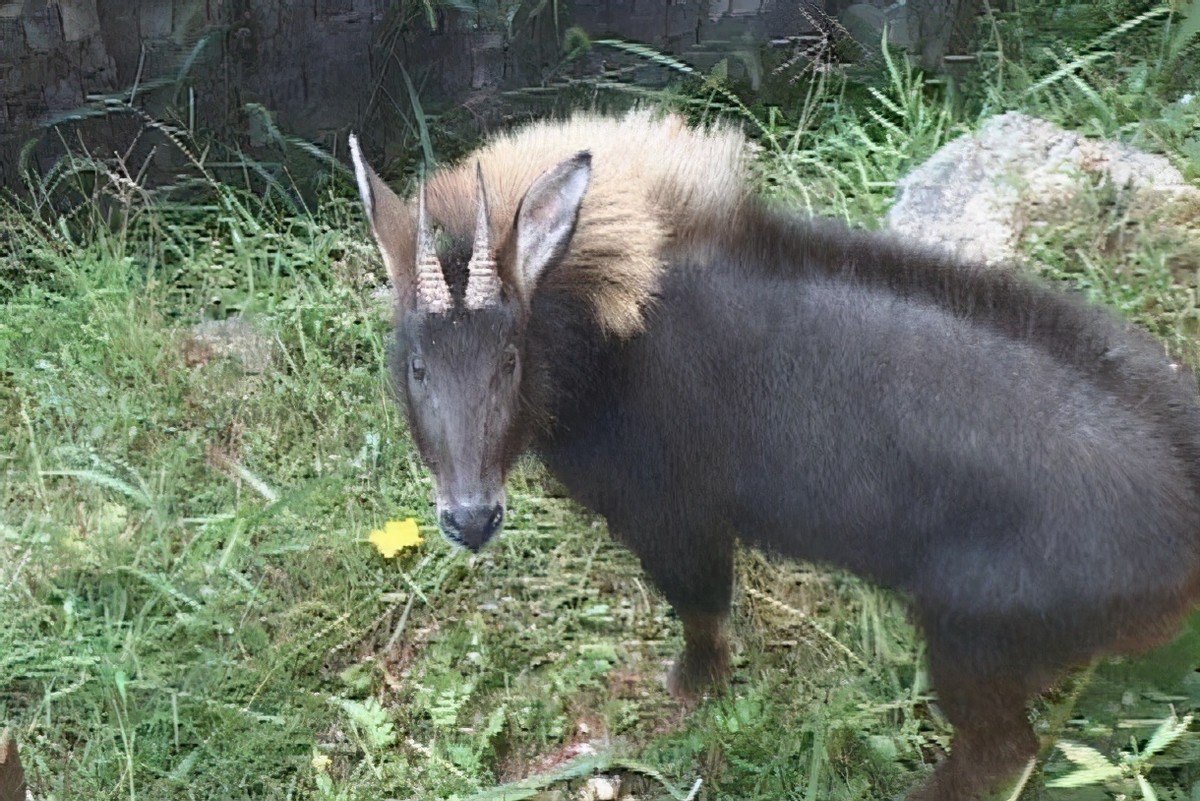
[384,109,752,337]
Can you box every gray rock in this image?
[887,111,1200,265]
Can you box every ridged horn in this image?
[415,182,452,314]
[464,161,501,310]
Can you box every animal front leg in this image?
[618,524,735,703]
[667,612,733,702]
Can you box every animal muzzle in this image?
[439,503,505,552]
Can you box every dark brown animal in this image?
[349,111,1200,800]
[0,729,25,801]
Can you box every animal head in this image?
[350,134,592,551]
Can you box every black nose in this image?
[440,504,504,551]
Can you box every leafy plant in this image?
[1047,712,1195,799]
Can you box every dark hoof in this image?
[905,755,1038,801]
[666,648,732,704]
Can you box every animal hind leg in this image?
[668,610,733,703]
[615,522,736,703]
[909,654,1045,801]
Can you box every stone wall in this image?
[0,0,567,184]
[0,0,986,189]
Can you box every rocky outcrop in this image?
[887,111,1200,267]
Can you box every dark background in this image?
[0,0,987,189]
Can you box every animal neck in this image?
[520,284,623,448]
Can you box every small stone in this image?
[580,776,619,801]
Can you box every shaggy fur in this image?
[378,109,751,337]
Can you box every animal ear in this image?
[513,151,592,300]
[349,133,414,301]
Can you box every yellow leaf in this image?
[368,518,423,558]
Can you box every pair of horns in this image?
[416,163,500,313]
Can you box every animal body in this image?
[349,110,1200,800]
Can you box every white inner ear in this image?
[515,154,592,292]
[348,133,375,222]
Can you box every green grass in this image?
[0,190,931,799]
[0,187,931,798]
[4,3,1200,798]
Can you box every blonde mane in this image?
[389,109,751,337]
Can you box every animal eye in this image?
[411,357,426,382]
[503,345,518,374]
